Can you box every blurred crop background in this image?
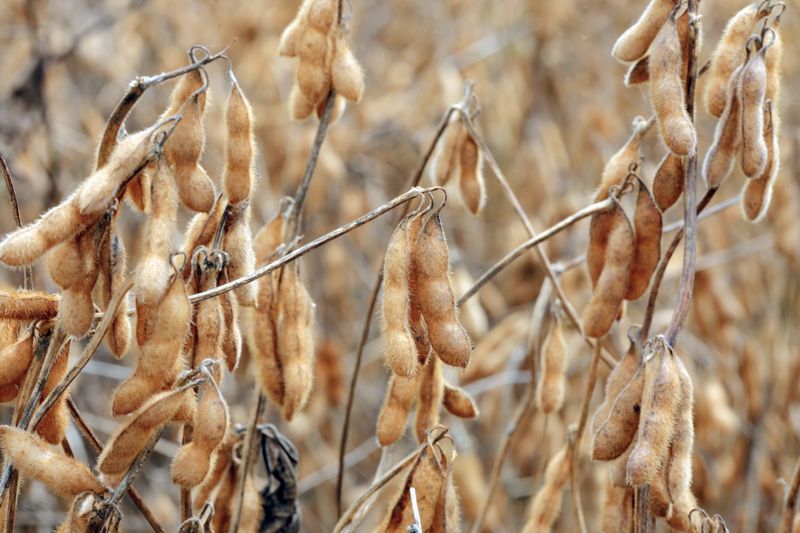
[0,0,799,531]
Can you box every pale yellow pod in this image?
[98,387,190,476]
[650,12,696,156]
[0,426,106,497]
[223,81,256,206]
[172,378,229,487]
[652,153,684,211]
[626,345,682,487]
[95,225,131,358]
[376,372,417,446]
[289,82,316,121]
[429,115,467,186]
[666,355,694,503]
[415,356,444,443]
[253,209,286,265]
[297,28,331,105]
[442,383,479,419]
[536,318,567,414]
[222,215,257,307]
[611,0,676,62]
[36,339,71,445]
[704,2,766,117]
[0,332,34,387]
[626,178,662,301]
[331,32,365,102]
[219,289,242,372]
[522,446,571,533]
[703,64,745,189]
[739,47,768,178]
[0,289,59,321]
[458,133,486,215]
[741,102,779,223]
[413,215,471,368]
[277,264,315,421]
[381,218,419,377]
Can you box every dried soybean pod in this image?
[222,213,257,307]
[253,209,286,265]
[331,29,365,102]
[592,331,641,436]
[703,65,745,189]
[406,211,431,367]
[36,339,71,445]
[219,288,242,372]
[612,0,676,62]
[99,387,190,475]
[95,225,131,358]
[667,355,694,507]
[136,164,179,308]
[194,433,235,508]
[536,316,567,414]
[297,19,331,106]
[192,269,224,370]
[381,217,419,377]
[415,357,444,443]
[594,120,646,203]
[55,493,96,533]
[650,11,696,156]
[582,206,634,338]
[172,378,229,487]
[430,114,467,186]
[181,199,226,279]
[704,2,767,118]
[740,44,768,179]
[223,80,256,206]
[652,153,684,211]
[162,70,215,213]
[600,481,633,533]
[442,382,479,419]
[625,57,650,86]
[277,264,315,421]
[522,445,571,533]
[0,332,34,387]
[626,342,683,487]
[289,83,316,121]
[626,178,662,301]
[592,365,646,461]
[741,102,779,222]
[376,372,417,446]
[414,214,471,368]
[211,461,237,532]
[765,25,783,104]
[0,290,59,321]
[0,426,106,497]
[0,384,19,403]
[458,132,486,215]
[317,338,343,406]
[380,445,447,532]
[431,470,461,533]
[249,270,283,406]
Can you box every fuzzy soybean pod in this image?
[279,0,313,57]
[536,317,567,414]
[55,493,96,533]
[666,355,694,510]
[172,377,229,487]
[219,288,242,372]
[191,269,224,371]
[592,364,646,461]
[223,81,256,206]
[621,7,694,87]
[250,271,284,407]
[442,382,479,419]
[415,356,444,443]
[253,209,286,266]
[115,274,191,416]
[99,387,190,476]
[703,65,745,189]
[376,372,417,446]
[704,3,767,118]
[407,212,431,367]
[522,445,571,533]
[592,333,641,437]
[741,102,779,222]
[652,153,684,211]
[626,178,662,301]
[194,433,235,508]
[625,57,650,86]
[611,0,676,62]
[296,9,333,107]
[430,114,467,186]
[582,206,634,338]
[459,132,486,215]
[600,481,633,533]
[739,45,768,179]
[381,217,419,377]
[380,445,448,532]
[0,331,34,387]
[36,339,71,445]
[431,470,461,532]
[413,215,472,368]
[162,70,215,213]
[626,343,683,487]
[0,290,59,321]
[136,164,179,308]
[222,213,257,307]
[0,426,106,497]
[95,224,131,357]
[765,26,783,104]
[650,12,696,156]
[276,264,315,421]
[331,28,365,103]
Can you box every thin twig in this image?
[781,455,800,533]
[229,391,266,533]
[335,102,459,515]
[0,154,31,289]
[66,398,166,533]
